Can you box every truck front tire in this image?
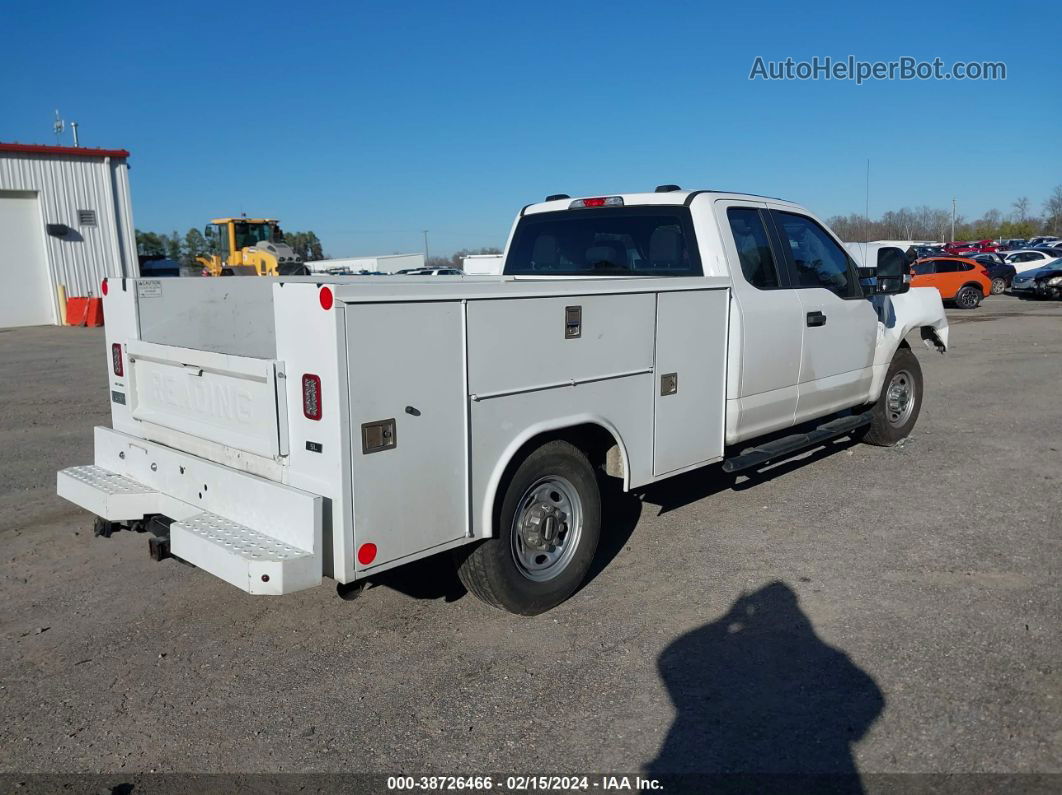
[863,346,924,447]
[455,440,601,615]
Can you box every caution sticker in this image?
[137,280,163,298]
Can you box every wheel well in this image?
[505,423,625,482]
[485,423,626,539]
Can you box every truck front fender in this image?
[868,286,948,398]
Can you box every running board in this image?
[722,413,871,474]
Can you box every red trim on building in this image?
[0,142,130,159]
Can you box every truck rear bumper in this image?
[57,427,323,595]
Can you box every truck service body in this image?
[58,189,948,613]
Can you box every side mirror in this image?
[875,256,910,295]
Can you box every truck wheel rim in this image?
[510,476,583,582]
[885,369,915,427]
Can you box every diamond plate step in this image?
[171,512,320,595]
[57,465,160,520]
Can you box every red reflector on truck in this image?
[302,374,322,420]
[111,343,123,376]
[101,278,108,296]
[357,543,377,565]
[319,287,333,311]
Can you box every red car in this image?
[943,239,998,255]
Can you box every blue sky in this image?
[3,0,1060,257]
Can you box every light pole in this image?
[422,229,429,264]
[951,197,956,242]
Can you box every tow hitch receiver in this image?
[146,515,173,561]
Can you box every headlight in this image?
[1047,276,1062,287]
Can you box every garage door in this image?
[0,191,54,327]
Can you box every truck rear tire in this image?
[455,440,601,615]
[863,346,923,447]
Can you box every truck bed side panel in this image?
[344,302,469,572]
[466,294,655,398]
[469,376,655,537]
[652,289,729,475]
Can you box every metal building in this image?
[0,142,137,327]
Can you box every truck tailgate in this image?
[125,340,289,459]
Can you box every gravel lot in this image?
[1,295,1060,784]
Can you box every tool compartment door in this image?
[653,289,729,476]
[344,302,468,569]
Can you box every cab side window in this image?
[726,207,781,289]
[771,211,859,298]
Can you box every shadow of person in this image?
[647,582,883,792]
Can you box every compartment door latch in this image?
[565,305,582,339]
[361,419,397,454]
[660,372,678,396]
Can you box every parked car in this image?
[138,257,182,278]
[1004,249,1061,273]
[1002,238,1028,250]
[911,257,993,308]
[1010,261,1062,299]
[907,245,944,262]
[943,241,978,255]
[967,253,1017,294]
[399,267,463,276]
[1026,236,1061,248]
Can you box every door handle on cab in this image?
[806,311,827,327]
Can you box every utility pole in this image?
[951,197,956,242]
[864,158,870,246]
[422,230,430,264]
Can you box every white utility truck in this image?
[58,187,948,615]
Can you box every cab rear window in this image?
[504,207,702,276]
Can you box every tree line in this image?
[135,228,325,265]
[828,185,1062,243]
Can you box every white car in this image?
[1004,249,1060,274]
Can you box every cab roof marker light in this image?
[569,196,624,209]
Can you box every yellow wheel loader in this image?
[197,218,307,277]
